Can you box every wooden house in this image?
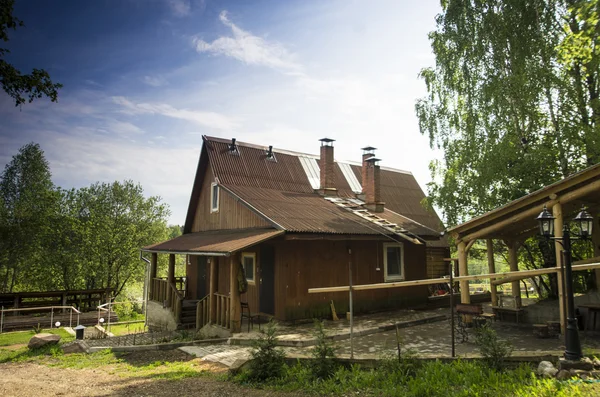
[142,136,448,332]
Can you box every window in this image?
[242,252,256,283]
[210,183,219,212]
[383,243,404,282]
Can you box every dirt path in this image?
[0,351,302,397]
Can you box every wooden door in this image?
[259,245,275,315]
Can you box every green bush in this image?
[310,319,338,379]
[475,324,513,370]
[247,320,286,382]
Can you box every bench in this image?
[453,304,496,342]
[491,306,524,323]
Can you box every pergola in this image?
[447,163,600,331]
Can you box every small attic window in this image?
[211,183,219,212]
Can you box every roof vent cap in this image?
[319,138,335,147]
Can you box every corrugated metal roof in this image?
[143,229,284,254]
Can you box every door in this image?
[197,256,207,299]
[259,245,275,315]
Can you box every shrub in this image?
[475,323,513,370]
[310,319,338,379]
[247,320,286,381]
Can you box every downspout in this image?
[140,250,151,327]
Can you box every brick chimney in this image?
[364,157,384,212]
[361,146,376,195]
[318,138,336,196]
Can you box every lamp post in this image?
[536,205,594,361]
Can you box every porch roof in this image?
[142,228,284,256]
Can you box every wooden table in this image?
[578,304,600,331]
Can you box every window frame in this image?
[241,252,256,284]
[383,242,404,282]
[210,183,219,213]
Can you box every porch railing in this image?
[214,293,230,329]
[150,278,183,324]
[196,295,210,330]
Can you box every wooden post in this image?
[229,255,241,333]
[209,257,217,324]
[457,241,471,304]
[553,202,566,335]
[507,241,522,308]
[486,239,498,307]
[150,253,158,299]
[592,216,600,289]
[168,254,176,285]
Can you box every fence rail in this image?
[0,305,81,333]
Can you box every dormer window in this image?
[211,183,219,212]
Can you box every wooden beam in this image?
[457,179,600,242]
[149,252,158,297]
[573,256,600,266]
[486,239,498,306]
[592,216,600,289]
[209,257,217,324]
[309,263,600,294]
[457,241,470,304]
[507,241,522,308]
[168,254,175,285]
[553,202,566,335]
[229,254,241,333]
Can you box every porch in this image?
[142,228,284,333]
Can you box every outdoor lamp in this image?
[536,205,555,237]
[574,206,593,239]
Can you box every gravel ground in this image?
[0,350,301,397]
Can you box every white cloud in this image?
[142,75,168,87]
[168,0,191,17]
[112,96,240,130]
[192,11,302,72]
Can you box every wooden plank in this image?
[573,256,600,266]
[229,254,241,333]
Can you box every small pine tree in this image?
[475,324,513,370]
[248,320,286,381]
[310,319,338,379]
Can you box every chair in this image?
[241,302,260,332]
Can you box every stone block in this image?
[558,358,594,371]
[28,333,61,349]
[62,340,87,354]
[555,369,571,381]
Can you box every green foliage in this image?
[32,323,42,334]
[416,0,599,227]
[247,320,286,382]
[475,324,514,370]
[0,143,172,297]
[0,0,62,106]
[309,320,338,379]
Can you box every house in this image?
[142,136,448,332]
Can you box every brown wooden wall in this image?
[191,163,272,232]
[186,255,197,298]
[270,238,429,321]
[426,247,451,279]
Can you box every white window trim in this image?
[383,242,404,282]
[210,183,219,213]
[241,252,256,284]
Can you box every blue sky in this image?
[0,0,442,224]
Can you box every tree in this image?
[415,0,599,227]
[1,0,62,106]
[0,142,56,292]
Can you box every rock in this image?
[558,358,594,371]
[28,333,61,349]
[556,369,571,381]
[590,370,600,379]
[537,361,558,378]
[62,340,87,354]
[593,358,600,369]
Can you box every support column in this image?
[229,255,241,333]
[553,202,566,335]
[149,253,158,299]
[457,241,471,304]
[592,216,600,289]
[209,257,217,323]
[507,241,522,309]
[486,239,498,307]
[168,254,175,284]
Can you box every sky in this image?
[0,0,443,225]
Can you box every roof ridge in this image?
[202,135,413,175]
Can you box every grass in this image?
[105,322,147,336]
[233,359,600,397]
[0,328,74,347]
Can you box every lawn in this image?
[105,322,147,336]
[0,328,74,347]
